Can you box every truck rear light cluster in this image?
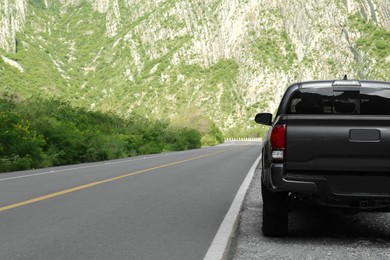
[270,124,286,162]
[271,150,284,161]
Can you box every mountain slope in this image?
[1,0,389,132]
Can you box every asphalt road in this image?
[0,141,261,260]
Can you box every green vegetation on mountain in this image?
[251,30,297,71]
[0,1,247,135]
[349,13,390,79]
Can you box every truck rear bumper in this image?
[270,164,320,194]
[269,164,390,202]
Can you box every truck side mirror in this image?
[255,113,273,126]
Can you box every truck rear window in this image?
[288,88,390,115]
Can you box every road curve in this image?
[0,141,261,260]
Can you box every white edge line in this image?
[0,154,164,181]
[203,153,262,260]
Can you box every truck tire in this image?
[261,182,289,237]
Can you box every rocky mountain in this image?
[0,0,389,133]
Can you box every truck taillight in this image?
[270,124,286,161]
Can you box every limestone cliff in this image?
[0,0,389,131]
[0,0,26,52]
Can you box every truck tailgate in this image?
[285,115,390,173]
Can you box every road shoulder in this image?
[203,154,261,260]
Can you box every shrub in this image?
[0,112,45,171]
[0,97,203,172]
[167,128,201,151]
[171,108,224,147]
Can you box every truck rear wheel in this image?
[261,182,289,237]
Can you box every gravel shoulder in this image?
[227,166,390,260]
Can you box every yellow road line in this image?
[0,149,228,212]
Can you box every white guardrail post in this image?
[224,138,262,142]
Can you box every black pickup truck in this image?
[255,79,390,237]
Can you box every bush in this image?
[168,128,201,151]
[201,134,220,147]
[171,108,224,147]
[179,128,202,149]
[0,97,204,172]
[0,112,45,171]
